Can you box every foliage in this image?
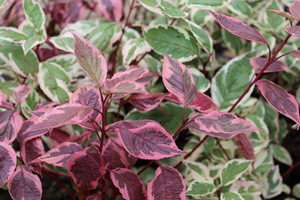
[0,0,300,199]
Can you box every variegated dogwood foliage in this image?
[0,0,300,199]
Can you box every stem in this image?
[169,6,187,25]
[134,52,148,67]
[282,160,300,178]
[216,138,230,160]
[137,160,155,175]
[181,106,187,125]
[35,166,72,178]
[116,98,123,121]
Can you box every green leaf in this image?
[0,43,39,77]
[185,19,213,53]
[254,150,274,173]
[203,136,216,154]
[86,22,121,51]
[23,0,45,30]
[222,29,244,55]
[0,27,29,42]
[159,0,188,18]
[122,38,152,67]
[144,25,200,62]
[292,183,300,198]
[264,103,279,142]
[22,33,46,55]
[188,0,226,6]
[0,81,18,97]
[185,161,213,183]
[125,102,192,135]
[264,0,286,32]
[21,86,45,118]
[228,0,253,18]
[61,20,97,36]
[221,192,243,200]
[0,0,7,7]
[38,62,71,103]
[139,0,162,15]
[189,68,210,93]
[221,159,252,186]
[50,36,74,53]
[270,144,292,166]
[230,181,262,200]
[186,180,216,196]
[262,166,282,198]
[211,52,256,111]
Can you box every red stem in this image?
[35,166,72,178]
[282,160,300,178]
[216,138,230,160]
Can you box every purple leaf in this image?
[31,142,84,167]
[290,50,300,58]
[86,192,102,200]
[0,110,23,144]
[61,1,85,28]
[250,57,286,73]
[35,101,60,110]
[98,0,123,23]
[234,133,255,161]
[0,91,14,110]
[127,93,165,113]
[110,168,147,200]
[110,120,184,160]
[266,10,294,22]
[70,85,102,130]
[73,33,107,86]
[102,138,129,170]
[21,138,45,174]
[8,165,42,200]
[290,0,300,21]
[48,128,71,147]
[256,79,300,126]
[162,55,197,106]
[104,68,148,95]
[147,165,186,200]
[0,142,16,187]
[67,147,105,190]
[285,26,300,38]
[187,112,260,139]
[13,85,31,104]
[204,10,268,45]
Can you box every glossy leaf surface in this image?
[0,142,16,187]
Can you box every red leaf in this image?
[8,165,42,200]
[73,33,108,86]
[62,1,85,28]
[35,101,60,110]
[102,138,129,170]
[104,68,148,94]
[48,128,71,147]
[147,165,186,200]
[250,57,286,73]
[0,142,16,187]
[290,0,300,21]
[31,142,84,167]
[127,93,165,113]
[0,91,14,110]
[290,50,300,58]
[0,110,23,144]
[162,55,197,106]
[110,168,147,200]
[70,85,102,130]
[98,0,123,23]
[234,133,255,161]
[13,85,31,105]
[285,26,300,38]
[187,112,260,139]
[110,120,184,160]
[256,79,300,126]
[67,147,105,190]
[204,10,268,45]
[86,192,102,200]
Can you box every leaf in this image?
[234,133,255,161]
[127,93,165,113]
[0,142,16,187]
[0,27,29,42]
[122,38,152,67]
[147,165,186,200]
[188,112,260,139]
[72,32,107,86]
[110,168,147,200]
[0,0,7,7]
[290,0,300,22]
[230,181,262,200]
[292,183,300,198]
[285,26,300,38]
[38,62,71,103]
[109,120,184,160]
[221,159,251,186]
[228,0,253,18]
[256,79,300,126]
[70,85,102,130]
[0,110,23,144]
[264,0,286,32]
[262,166,282,198]
[86,192,102,200]
[13,85,31,104]
[188,0,224,6]
[290,50,300,58]
[250,57,286,73]
[270,144,292,166]
[264,103,279,142]
[185,161,213,183]
[125,102,192,135]
[102,138,129,169]
[50,36,74,53]
[0,43,39,77]
[221,192,243,200]
[23,0,45,30]
[8,165,42,200]
[32,142,84,167]
[211,52,256,111]
[204,10,268,45]
[67,147,105,190]
[190,68,210,93]
[162,55,197,106]
[87,22,121,51]
[159,0,188,18]
[22,33,46,56]
[144,25,200,62]
[98,0,123,23]
[186,180,216,196]
[266,10,294,22]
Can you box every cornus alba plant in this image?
[0,0,300,199]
